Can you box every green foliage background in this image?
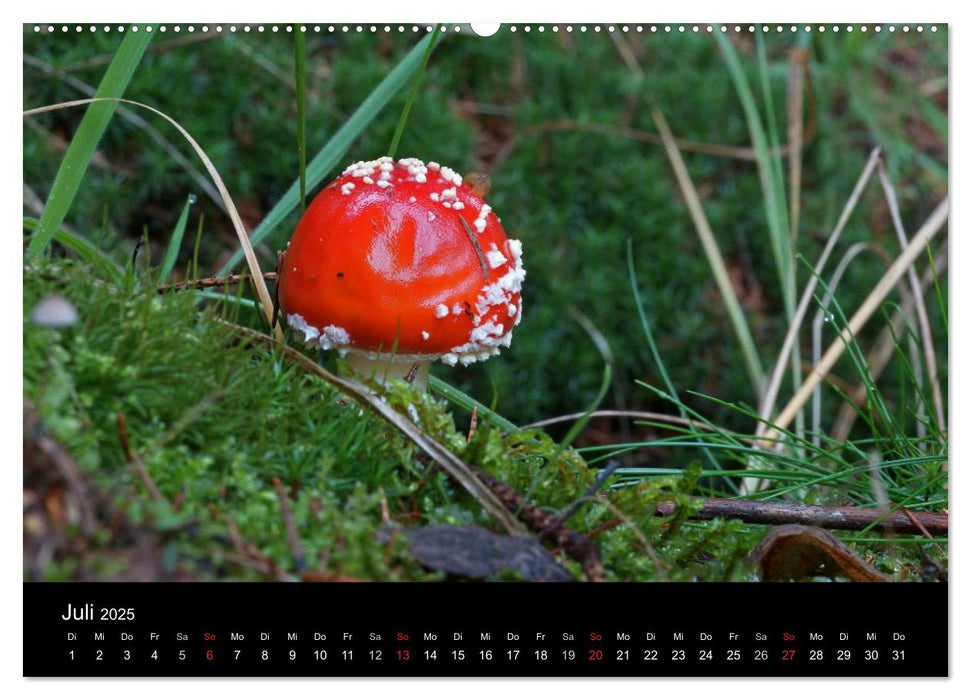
[23,25,947,582]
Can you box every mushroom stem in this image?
[344,353,430,389]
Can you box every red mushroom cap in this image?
[278,156,525,367]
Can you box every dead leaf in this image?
[751,524,890,582]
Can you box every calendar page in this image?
[22,18,948,678]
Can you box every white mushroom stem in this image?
[344,354,430,389]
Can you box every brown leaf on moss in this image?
[751,524,890,582]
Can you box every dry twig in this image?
[655,497,947,536]
[157,271,277,293]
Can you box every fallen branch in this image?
[654,497,947,536]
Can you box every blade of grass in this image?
[559,365,612,450]
[294,28,307,212]
[524,409,727,435]
[387,24,442,158]
[714,30,791,314]
[569,304,631,443]
[217,31,439,277]
[25,97,280,340]
[754,30,792,253]
[717,30,809,447]
[627,240,725,475]
[428,376,518,433]
[635,382,751,453]
[831,241,947,443]
[786,47,810,248]
[558,304,616,450]
[928,244,947,338]
[190,212,205,280]
[27,26,152,256]
[765,198,949,444]
[757,148,882,431]
[877,164,946,436]
[809,242,895,443]
[651,108,765,397]
[194,290,261,309]
[22,217,122,284]
[810,243,925,449]
[879,306,931,445]
[755,30,805,446]
[158,195,194,284]
[627,239,679,406]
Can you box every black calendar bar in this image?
[24,582,947,677]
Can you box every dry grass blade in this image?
[609,31,643,81]
[24,97,280,340]
[786,47,809,247]
[23,54,226,214]
[756,147,882,434]
[652,107,765,398]
[877,164,946,436]
[524,409,755,442]
[489,119,811,174]
[23,183,54,221]
[764,197,949,444]
[271,476,306,573]
[116,412,163,502]
[867,451,892,527]
[228,36,297,89]
[831,242,948,443]
[222,321,524,535]
[809,242,915,443]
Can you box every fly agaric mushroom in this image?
[277,156,525,386]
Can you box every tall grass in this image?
[646,31,947,527]
[157,194,193,283]
[713,31,805,446]
[28,27,152,256]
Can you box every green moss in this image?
[26,263,773,581]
